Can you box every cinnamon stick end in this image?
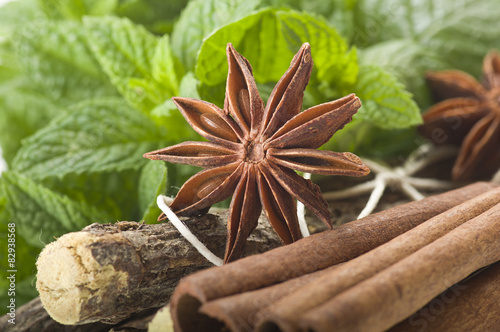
[170,281,224,332]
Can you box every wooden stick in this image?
[36,214,281,325]
[169,182,497,331]
[258,186,500,331]
[0,297,111,332]
[298,202,500,332]
[388,261,500,332]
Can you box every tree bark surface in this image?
[35,212,281,325]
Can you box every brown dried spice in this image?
[144,43,369,263]
[420,51,500,181]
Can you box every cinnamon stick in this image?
[297,202,500,332]
[258,186,500,331]
[199,264,341,331]
[389,261,500,332]
[169,182,497,331]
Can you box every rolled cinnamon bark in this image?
[298,202,500,332]
[169,182,497,331]
[388,261,500,332]
[258,186,500,331]
[199,264,341,331]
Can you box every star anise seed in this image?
[144,43,369,263]
[420,51,500,181]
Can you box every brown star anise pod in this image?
[420,51,500,181]
[144,43,369,263]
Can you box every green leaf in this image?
[196,8,289,86]
[353,65,422,129]
[1,172,109,248]
[12,98,166,178]
[196,9,357,88]
[152,35,178,96]
[39,0,118,20]
[138,161,167,223]
[45,170,143,222]
[171,0,263,71]
[261,0,356,39]
[0,85,63,165]
[151,72,203,141]
[353,0,500,77]
[0,213,40,315]
[0,0,41,38]
[15,19,116,104]
[116,0,190,34]
[0,41,20,84]
[326,119,420,158]
[277,10,358,87]
[84,16,178,112]
[152,72,200,118]
[359,39,447,108]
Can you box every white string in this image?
[400,182,425,201]
[321,145,456,219]
[297,173,311,237]
[156,195,223,266]
[322,180,376,200]
[357,175,386,219]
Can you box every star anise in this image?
[144,43,369,263]
[420,51,500,181]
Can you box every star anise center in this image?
[245,141,266,163]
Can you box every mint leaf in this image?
[138,161,167,223]
[12,98,166,178]
[353,0,500,77]
[196,9,357,88]
[353,65,422,129]
[0,86,63,164]
[0,41,20,83]
[277,10,358,87]
[1,172,109,247]
[45,169,143,221]
[15,19,116,104]
[39,0,118,20]
[151,72,202,141]
[116,0,190,34]
[171,0,263,71]
[0,211,40,315]
[360,39,447,108]
[262,0,356,39]
[84,16,177,112]
[152,72,200,118]
[0,0,40,38]
[196,9,290,86]
[152,35,178,95]
[327,120,420,158]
